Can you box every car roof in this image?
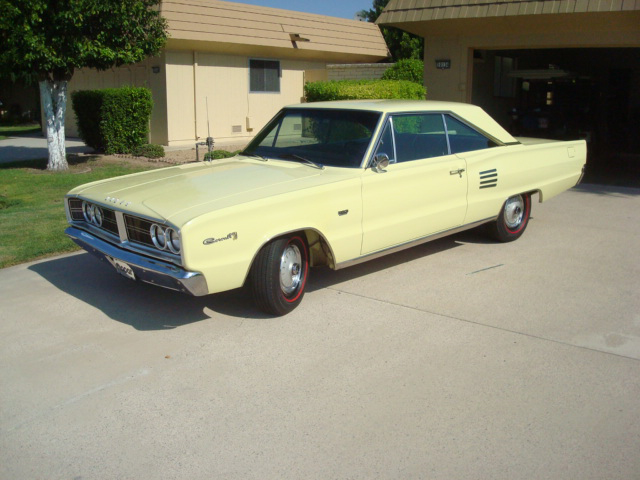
[285,100,517,145]
[286,99,469,113]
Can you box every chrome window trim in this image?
[246,107,384,169]
[366,114,397,169]
[364,109,507,169]
[441,113,453,155]
[389,117,398,163]
[443,112,502,149]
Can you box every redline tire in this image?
[487,193,531,242]
[250,235,309,316]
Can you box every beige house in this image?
[377,0,640,174]
[67,0,389,147]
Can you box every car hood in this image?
[68,157,330,224]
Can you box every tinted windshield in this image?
[243,108,381,168]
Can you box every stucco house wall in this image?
[377,0,640,104]
[64,0,389,148]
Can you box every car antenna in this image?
[195,96,215,162]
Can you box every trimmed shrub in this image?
[203,150,240,161]
[381,59,424,84]
[101,87,153,154]
[304,79,425,102]
[133,144,165,158]
[71,90,106,151]
[72,87,153,154]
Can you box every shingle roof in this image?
[377,0,640,24]
[376,0,640,38]
[161,0,389,62]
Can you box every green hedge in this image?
[203,150,241,160]
[304,80,426,102]
[381,59,424,84]
[71,90,105,151]
[72,87,153,154]
[133,144,165,159]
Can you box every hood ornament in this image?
[105,196,132,207]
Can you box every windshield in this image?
[243,108,381,168]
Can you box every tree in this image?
[0,0,168,171]
[381,59,424,84]
[358,0,423,62]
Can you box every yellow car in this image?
[66,100,586,315]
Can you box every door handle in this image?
[450,168,466,178]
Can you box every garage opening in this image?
[471,48,640,186]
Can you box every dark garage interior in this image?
[472,47,640,186]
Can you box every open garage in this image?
[378,0,640,185]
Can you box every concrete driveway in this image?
[1,184,639,479]
[0,132,92,163]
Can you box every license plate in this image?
[107,257,136,280]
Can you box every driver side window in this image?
[373,114,450,166]
[393,114,448,162]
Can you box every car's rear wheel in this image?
[487,193,531,242]
[250,234,309,316]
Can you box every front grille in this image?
[68,198,118,235]
[124,215,154,248]
[68,198,84,221]
[68,197,180,264]
[101,209,119,235]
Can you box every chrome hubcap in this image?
[504,195,525,228]
[280,244,302,295]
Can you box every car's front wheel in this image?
[487,193,531,242]
[250,234,309,316]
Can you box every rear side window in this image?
[444,115,497,154]
[375,113,448,163]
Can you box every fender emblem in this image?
[204,232,238,245]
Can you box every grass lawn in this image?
[0,155,161,268]
[0,123,41,141]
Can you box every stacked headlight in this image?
[150,224,181,254]
[82,201,103,227]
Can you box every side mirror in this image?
[372,153,390,173]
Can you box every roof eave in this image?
[164,38,389,63]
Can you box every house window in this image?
[250,59,280,93]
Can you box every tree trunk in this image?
[39,79,69,171]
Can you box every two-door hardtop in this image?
[66,100,586,315]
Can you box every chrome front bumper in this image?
[65,226,209,296]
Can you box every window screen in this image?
[250,59,280,93]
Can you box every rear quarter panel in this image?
[462,139,586,223]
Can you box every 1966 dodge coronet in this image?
[65,100,586,315]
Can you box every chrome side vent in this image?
[479,168,498,189]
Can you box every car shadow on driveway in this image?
[305,233,471,292]
[28,254,271,329]
[29,231,486,328]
